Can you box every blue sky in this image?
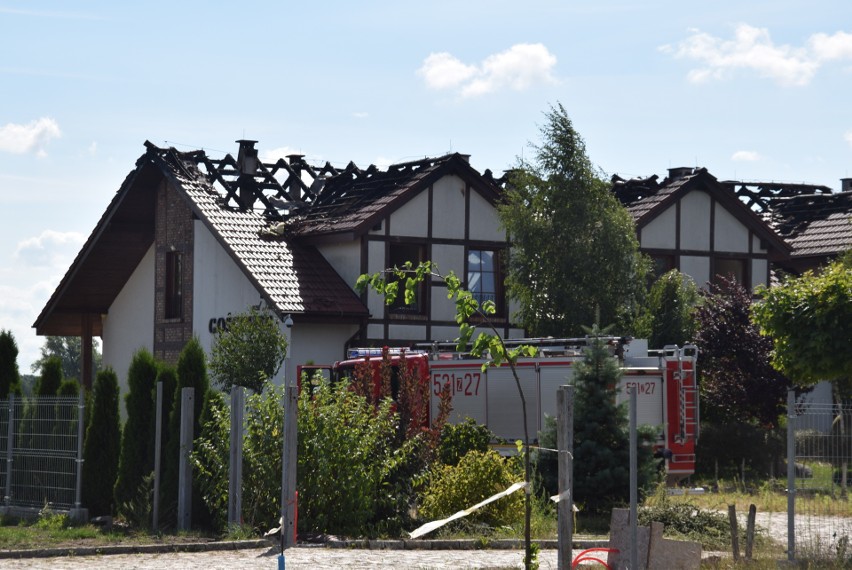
[2,1,852,372]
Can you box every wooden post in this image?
[280,385,298,550]
[745,504,756,560]
[81,314,94,390]
[557,385,573,570]
[728,504,739,561]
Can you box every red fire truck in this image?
[323,337,699,483]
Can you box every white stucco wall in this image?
[431,175,467,239]
[680,255,710,288]
[468,190,503,241]
[192,220,266,357]
[640,206,676,249]
[431,243,464,277]
[102,244,155,411]
[317,241,361,291]
[714,205,749,253]
[389,190,429,237]
[286,322,359,380]
[679,192,711,250]
[366,240,386,317]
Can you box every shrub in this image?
[298,380,421,537]
[82,368,121,516]
[191,390,230,532]
[115,349,158,517]
[438,417,493,467]
[639,499,732,550]
[419,449,524,528]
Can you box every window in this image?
[165,251,183,319]
[388,243,425,314]
[713,257,747,286]
[467,249,503,313]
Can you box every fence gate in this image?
[789,391,852,560]
[1,394,85,512]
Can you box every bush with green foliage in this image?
[193,385,288,533]
[695,420,784,482]
[298,380,422,536]
[438,417,494,467]
[190,391,230,532]
[0,329,22,398]
[82,368,121,516]
[114,349,158,518]
[634,269,698,349]
[419,449,523,528]
[640,489,733,550]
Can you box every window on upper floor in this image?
[388,242,426,315]
[165,251,183,319]
[467,248,504,315]
[712,256,747,287]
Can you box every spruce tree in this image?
[82,368,121,516]
[572,329,631,514]
[114,349,158,516]
[0,329,21,398]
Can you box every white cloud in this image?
[0,117,61,156]
[732,150,761,161]
[845,130,852,148]
[14,230,85,269]
[418,43,557,98]
[661,25,852,86]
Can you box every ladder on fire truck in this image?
[663,344,700,444]
[413,336,630,360]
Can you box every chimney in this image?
[841,178,852,193]
[667,167,694,181]
[236,140,259,209]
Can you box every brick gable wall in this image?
[154,180,194,364]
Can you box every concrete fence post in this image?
[557,385,573,570]
[177,387,194,531]
[153,382,163,531]
[280,385,298,550]
[228,387,245,526]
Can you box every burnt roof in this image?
[287,153,502,240]
[611,168,791,255]
[34,142,372,336]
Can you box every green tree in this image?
[752,256,852,387]
[82,368,121,516]
[635,270,699,349]
[695,276,791,427]
[572,328,656,514]
[208,305,288,393]
[31,336,102,381]
[35,355,63,396]
[0,329,22,398]
[114,349,158,517]
[499,103,648,337]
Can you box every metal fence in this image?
[0,394,85,512]
[789,392,852,560]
